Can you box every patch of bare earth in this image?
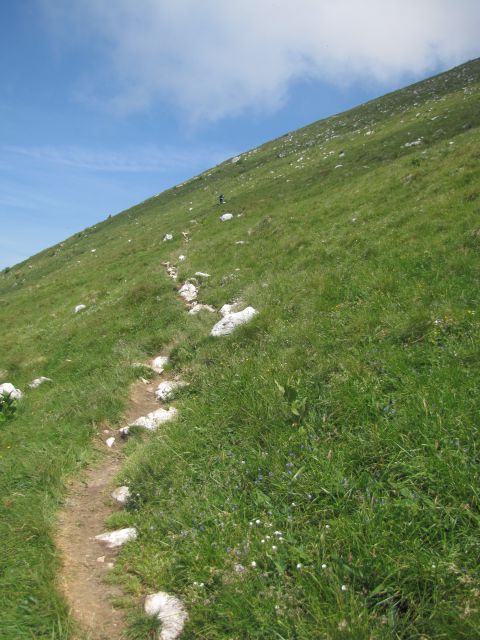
[56,378,160,639]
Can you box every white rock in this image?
[220,213,234,222]
[163,233,173,241]
[219,303,241,316]
[74,304,86,313]
[403,138,423,148]
[123,407,178,433]
[105,437,115,448]
[28,376,51,389]
[231,155,241,163]
[194,272,210,278]
[155,381,186,402]
[152,356,169,374]
[211,307,257,337]
[188,303,216,315]
[144,592,188,640]
[178,281,198,302]
[95,527,137,548]
[111,486,131,504]
[178,255,186,261]
[0,383,22,400]
[235,240,246,245]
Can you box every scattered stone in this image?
[74,304,86,313]
[121,407,178,434]
[163,234,173,241]
[0,383,22,400]
[163,262,178,279]
[219,302,241,316]
[334,164,343,169]
[178,281,198,303]
[111,486,131,504]
[231,155,241,163]
[178,255,186,261]
[144,592,188,640]
[188,303,216,315]
[152,356,169,374]
[220,213,234,222]
[155,380,187,402]
[28,376,51,389]
[403,138,423,148]
[234,563,246,574]
[96,556,105,563]
[194,271,210,278]
[235,240,246,245]
[105,437,115,448]
[211,307,257,337]
[95,527,138,548]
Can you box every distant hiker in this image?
[219,194,225,205]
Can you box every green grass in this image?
[1,58,480,638]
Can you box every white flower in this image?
[251,561,257,568]
[272,545,277,551]
[341,584,348,592]
[321,563,327,569]
[255,519,261,525]
[296,563,302,569]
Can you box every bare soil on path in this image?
[56,378,160,639]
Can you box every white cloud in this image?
[41,0,480,121]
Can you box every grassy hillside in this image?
[1,58,480,638]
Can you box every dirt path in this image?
[56,378,160,640]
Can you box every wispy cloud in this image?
[2,144,234,173]
[40,0,480,122]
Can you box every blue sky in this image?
[1,1,479,268]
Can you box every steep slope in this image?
[0,58,479,638]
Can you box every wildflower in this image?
[255,519,261,525]
[321,564,327,569]
[341,584,348,592]
[251,561,257,568]
[296,563,302,569]
[272,545,278,551]
[261,539,265,543]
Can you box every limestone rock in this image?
[220,213,234,222]
[105,437,115,448]
[28,376,51,389]
[152,356,169,374]
[111,486,131,504]
[121,407,178,435]
[178,281,198,303]
[188,303,216,315]
[0,383,22,400]
[163,233,173,241]
[211,307,257,337]
[144,592,188,640]
[74,304,86,313]
[95,527,137,548]
[155,380,186,402]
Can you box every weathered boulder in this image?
[95,527,137,548]
[28,376,51,389]
[121,407,178,435]
[155,380,186,402]
[178,281,198,303]
[0,383,23,400]
[211,307,257,337]
[144,592,188,640]
[111,486,131,504]
[151,356,169,373]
